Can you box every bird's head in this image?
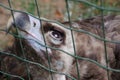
[7,12,50,58]
[6,12,74,68]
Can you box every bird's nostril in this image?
[33,22,36,27]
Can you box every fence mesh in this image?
[0,0,120,80]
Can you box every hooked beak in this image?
[6,12,31,34]
[6,12,51,58]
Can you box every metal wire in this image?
[0,0,120,80]
[7,0,31,80]
[99,0,110,80]
[65,0,80,79]
[34,0,54,80]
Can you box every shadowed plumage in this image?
[0,12,120,80]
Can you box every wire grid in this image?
[0,0,120,80]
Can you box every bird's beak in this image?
[6,12,30,34]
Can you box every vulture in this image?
[0,12,120,80]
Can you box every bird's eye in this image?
[50,30,63,41]
[33,22,36,27]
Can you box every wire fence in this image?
[0,0,120,80]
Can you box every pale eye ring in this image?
[50,30,63,41]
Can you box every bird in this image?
[0,12,120,80]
